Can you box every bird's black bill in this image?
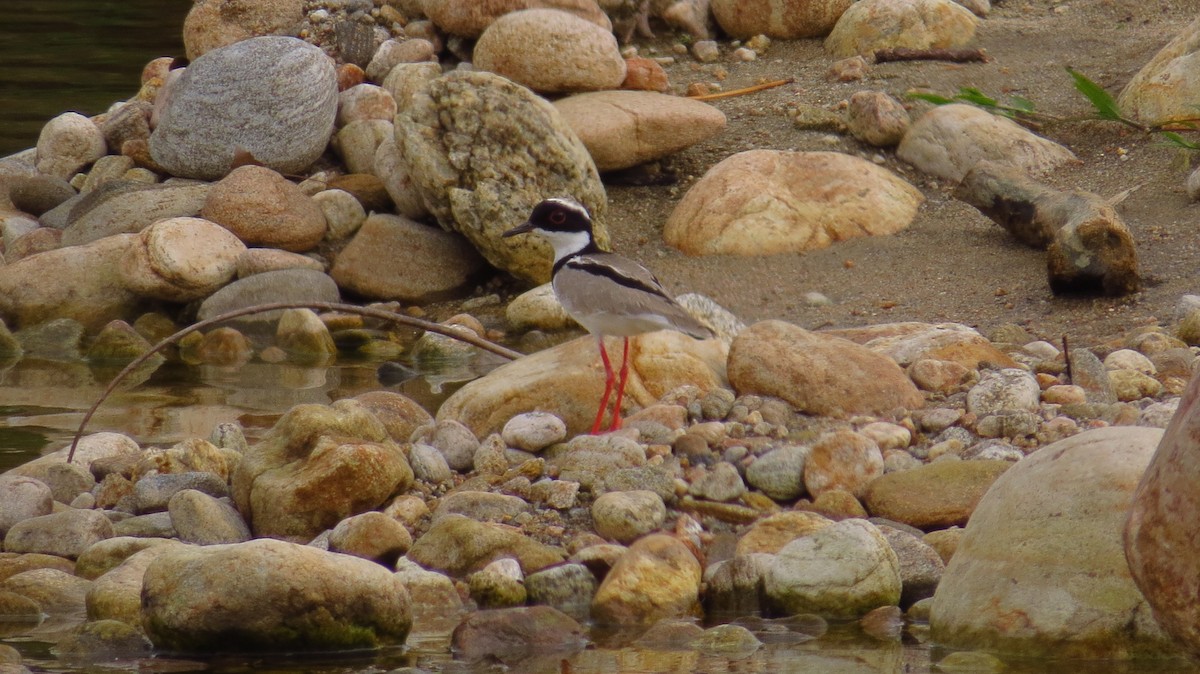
[502,221,535,238]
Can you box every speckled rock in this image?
[526,562,597,620]
[744,445,809,501]
[433,491,531,523]
[373,138,429,221]
[395,69,606,283]
[502,411,568,452]
[150,37,337,180]
[591,533,702,624]
[168,490,252,545]
[735,511,834,556]
[119,216,246,302]
[846,90,911,147]
[327,511,412,564]
[474,9,625,93]
[934,426,1176,658]
[141,538,411,651]
[438,332,726,437]
[1117,18,1200,126]
[75,537,183,581]
[966,368,1041,416]
[230,400,414,541]
[182,0,305,59]
[333,119,393,175]
[665,150,923,256]
[554,91,726,171]
[35,112,106,180]
[201,166,327,252]
[728,320,924,417]
[825,0,979,58]
[422,0,611,37]
[712,0,852,38]
[592,490,667,543]
[897,104,1079,182]
[764,519,901,618]
[877,524,945,607]
[804,430,884,499]
[330,213,484,302]
[353,390,435,445]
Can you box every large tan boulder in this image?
[825,0,979,58]
[664,150,922,256]
[1117,17,1200,125]
[933,427,1178,658]
[473,9,625,93]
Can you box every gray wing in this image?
[555,252,714,339]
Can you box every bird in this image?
[503,197,714,434]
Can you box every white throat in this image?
[540,229,592,264]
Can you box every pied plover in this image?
[504,197,714,434]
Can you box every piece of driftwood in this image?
[873,47,991,64]
[955,161,1140,295]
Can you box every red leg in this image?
[609,337,631,431]
[590,336,615,435]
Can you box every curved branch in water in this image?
[66,300,524,463]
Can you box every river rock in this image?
[438,331,727,437]
[591,490,667,543]
[451,605,587,664]
[744,445,809,501]
[862,459,1010,529]
[230,400,414,540]
[119,216,246,301]
[182,0,305,59]
[764,518,901,618]
[327,511,412,565]
[337,83,397,126]
[422,0,612,37]
[712,0,851,38]
[553,91,726,171]
[195,268,340,325]
[728,320,924,417]
[432,491,531,523]
[407,513,565,576]
[897,104,1079,182]
[526,562,596,620]
[274,308,336,361]
[1117,18,1200,126]
[966,368,1040,416]
[35,112,106,180]
[352,390,435,443]
[1126,371,1200,656]
[828,322,1018,371]
[933,426,1177,658]
[877,524,944,607]
[133,471,229,513]
[393,557,464,619]
[664,150,922,256]
[60,180,211,247]
[545,435,648,490]
[168,490,252,545]
[591,533,702,624]
[0,234,141,330]
[736,511,833,555]
[4,510,114,559]
[804,430,884,499]
[373,138,429,221]
[0,476,53,537]
[313,188,366,240]
[395,69,606,283]
[85,545,181,626]
[76,537,183,581]
[200,165,327,252]
[334,119,392,175]
[474,9,626,93]
[502,411,568,452]
[825,0,979,58]
[846,90,911,146]
[141,538,411,651]
[330,213,484,302]
[0,568,91,619]
[150,36,337,180]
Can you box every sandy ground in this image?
[571,0,1198,349]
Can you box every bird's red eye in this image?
[549,210,566,225]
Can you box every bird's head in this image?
[503,197,597,260]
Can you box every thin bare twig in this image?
[66,301,523,463]
[688,77,794,101]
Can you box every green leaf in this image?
[1159,131,1200,150]
[1066,67,1123,121]
[1008,95,1037,113]
[908,92,956,105]
[955,87,999,107]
